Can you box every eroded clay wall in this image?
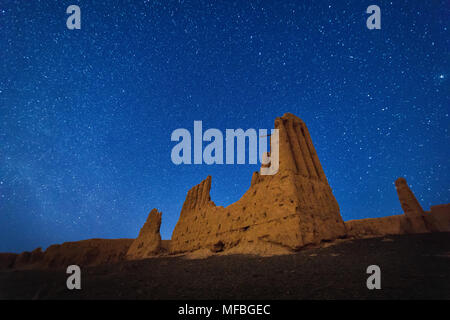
[345,215,407,238]
[1,238,133,270]
[170,113,346,254]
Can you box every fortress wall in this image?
[40,239,133,269]
[1,238,134,270]
[345,215,407,238]
[3,113,449,268]
[345,205,450,238]
[425,204,450,232]
[170,114,346,254]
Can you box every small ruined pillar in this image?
[126,208,163,259]
[395,177,428,232]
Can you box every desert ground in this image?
[1,232,449,300]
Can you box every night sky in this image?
[0,1,448,253]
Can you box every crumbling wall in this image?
[3,113,449,267]
[424,204,450,233]
[346,180,450,238]
[345,215,409,238]
[170,113,346,254]
[0,239,133,270]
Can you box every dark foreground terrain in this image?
[1,233,449,300]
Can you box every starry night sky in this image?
[0,1,449,253]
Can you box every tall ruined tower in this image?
[275,113,328,180]
[170,113,346,254]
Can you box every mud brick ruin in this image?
[1,113,449,269]
[170,113,346,255]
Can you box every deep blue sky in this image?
[0,1,448,252]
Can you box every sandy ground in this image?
[1,233,449,300]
